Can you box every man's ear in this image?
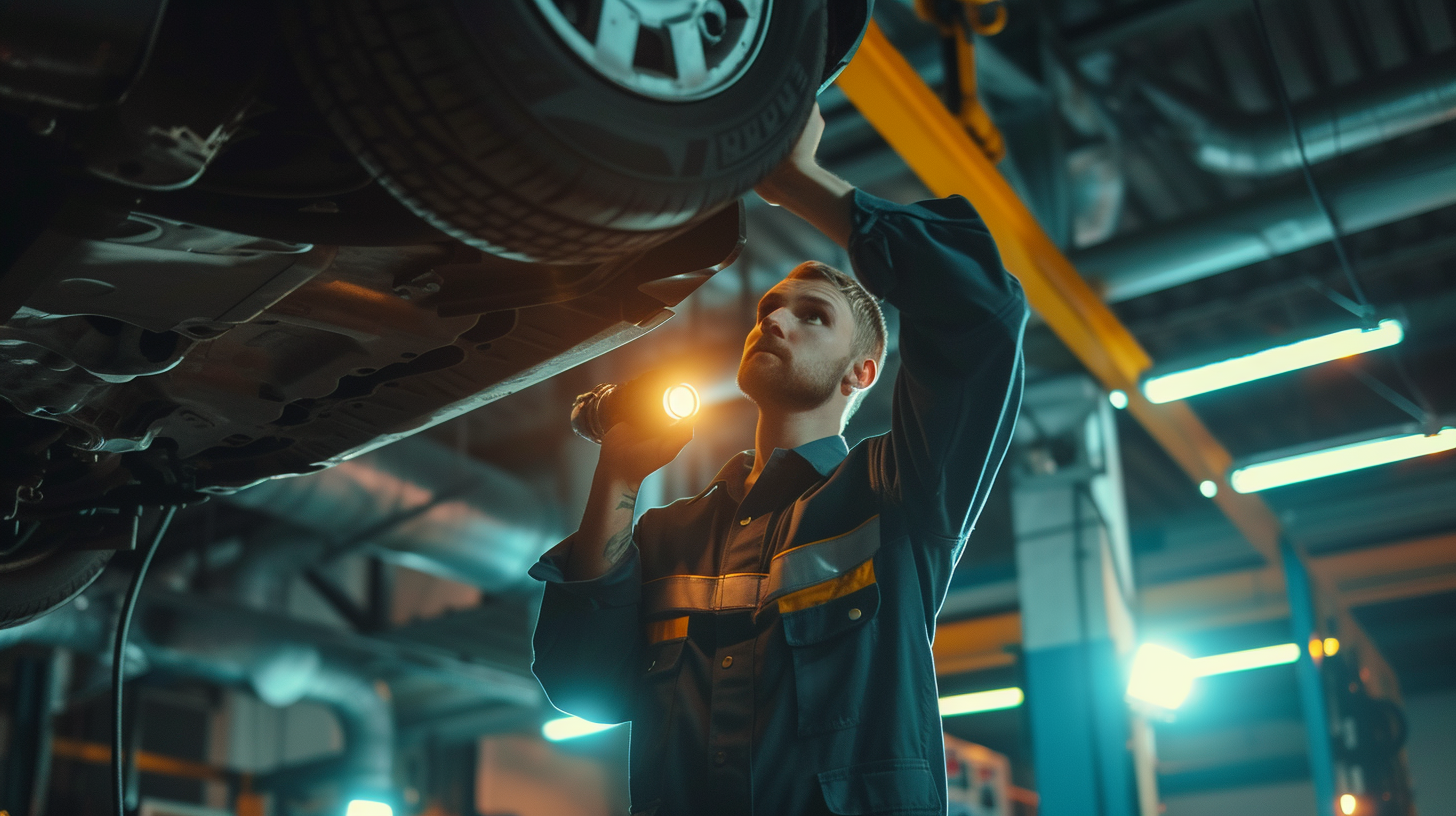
[844,357,877,394]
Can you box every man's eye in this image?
[805,312,825,324]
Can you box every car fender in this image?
[821,0,876,93]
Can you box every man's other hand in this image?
[755,103,826,208]
[750,103,854,247]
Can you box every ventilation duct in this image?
[226,435,564,592]
[1075,138,1456,302]
[0,596,393,794]
[1139,54,1456,177]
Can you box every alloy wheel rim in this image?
[530,0,774,102]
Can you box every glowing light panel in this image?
[1199,480,1218,498]
[1126,644,1195,710]
[345,801,393,816]
[542,716,622,741]
[1143,319,1404,404]
[1108,390,1129,409]
[1230,427,1456,493]
[938,687,1024,717]
[1340,794,1358,815]
[663,383,700,420]
[1192,643,1301,676]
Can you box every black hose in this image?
[111,506,177,816]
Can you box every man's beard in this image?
[737,349,851,412]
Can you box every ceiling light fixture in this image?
[1142,319,1404,404]
[1191,643,1301,676]
[1230,425,1456,493]
[542,716,622,741]
[1127,642,1304,711]
[938,687,1024,717]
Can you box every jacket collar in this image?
[699,435,850,504]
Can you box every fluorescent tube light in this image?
[1143,319,1404,404]
[938,687,1024,717]
[1231,427,1456,493]
[542,716,622,741]
[1191,643,1300,676]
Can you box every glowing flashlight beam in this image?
[1191,643,1301,676]
[938,687,1024,717]
[1230,427,1456,493]
[1142,319,1404,404]
[662,383,700,420]
[542,716,623,742]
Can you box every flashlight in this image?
[571,375,699,444]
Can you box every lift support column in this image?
[1012,378,1157,816]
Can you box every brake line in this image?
[111,506,177,816]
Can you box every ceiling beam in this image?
[836,22,1400,698]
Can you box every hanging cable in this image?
[1249,0,1373,323]
[1252,0,1442,430]
[112,505,177,816]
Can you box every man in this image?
[528,105,1028,816]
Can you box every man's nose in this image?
[762,307,790,338]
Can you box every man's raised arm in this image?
[754,105,1028,546]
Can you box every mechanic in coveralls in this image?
[528,105,1028,816]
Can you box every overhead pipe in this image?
[226,435,564,592]
[1066,0,1244,56]
[1140,53,1456,176]
[1075,137,1456,302]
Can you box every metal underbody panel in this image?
[0,200,744,508]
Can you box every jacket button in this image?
[739,516,752,526]
[714,751,727,765]
[848,608,862,621]
[721,656,733,669]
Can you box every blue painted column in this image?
[1280,537,1338,816]
[1013,378,1158,816]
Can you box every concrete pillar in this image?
[1012,377,1158,816]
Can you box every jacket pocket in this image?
[781,580,880,735]
[818,758,941,815]
[628,637,685,813]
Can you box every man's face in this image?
[737,275,858,412]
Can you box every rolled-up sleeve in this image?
[849,189,1028,547]
[528,537,644,724]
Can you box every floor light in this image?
[1142,319,1404,404]
[1126,644,1196,710]
[1231,426,1456,493]
[345,801,393,816]
[542,715,622,741]
[938,687,1024,717]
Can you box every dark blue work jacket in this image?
[529,191,1028,816]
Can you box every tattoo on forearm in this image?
[614,490,637,512]
[603,525,633,564]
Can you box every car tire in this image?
[0,546,113,630]
[284,0,827,263]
